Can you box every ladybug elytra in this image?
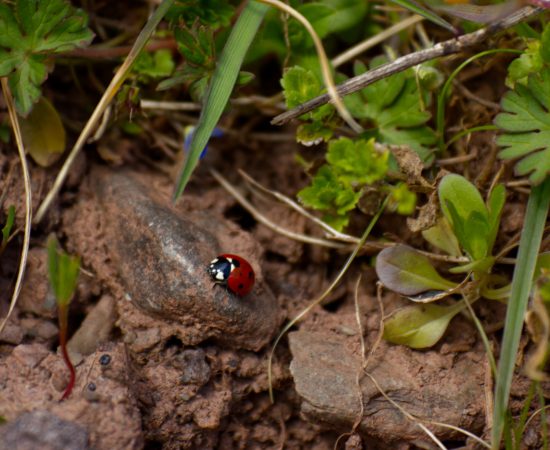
[207,254,255,297]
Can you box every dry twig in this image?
[272,6,544,126]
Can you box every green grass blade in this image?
[390,0,456,33]
[492,178,550,449]
[173,1,269,200]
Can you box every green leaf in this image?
[375,244,457,296]
[506,41,543,88]
[1,206,15,246]
[492,179,550,447]
[345,62,436,162]
[132,49,175,80]
[496,67,550,185]
[422,217,462,257]
[387,182,416,215]
[281,66,332,120]
[487,183,506,252]
[540,23,550,64]
[298,165,360,228]
[383,302,465,349]
[326,137,388,185]
[0,0,93,115]
[166,0,234,28]
[19,97,66,167]
[173,1,268,200]
[389,0,456,33]
[48,235,80,306]
[439,174,490,260]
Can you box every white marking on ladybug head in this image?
[210,258,219,265]
[215,271,225,281]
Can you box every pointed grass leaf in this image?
[173,2,268,200]
[487,183,506,251]
[47,236,80,307]
[389,0,456,33]
[376,244,457,295]
[19,97,66,167]
[383,302,465,348]
[496,67,550,185]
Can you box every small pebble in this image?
[87,382,96,392]
[99,354,111,365]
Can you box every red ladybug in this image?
[207,254,255,297]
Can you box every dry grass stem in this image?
[211,169,349,249]
[0,78,32,334]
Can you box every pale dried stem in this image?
[0,78,32,334]
[211,169,349,249]
[331,15,424,68]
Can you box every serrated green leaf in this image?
[506,41,542,88]
[326,137,388,185]
[133,49,175,79]
[282,66,331,119]
[383,302,465,349]
[345,63,436,162]
[19,97,66,167]
[296,122,333,145]
[376,244,457,296]
[298,165,360,215]
[496,67,550,185]
[0,0,93,115]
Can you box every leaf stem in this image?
[58,303,75,401]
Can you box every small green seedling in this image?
[376,173,507,348]
[1,206,15,255]
[47,235,80,401]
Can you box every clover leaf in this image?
[0,0,93,115]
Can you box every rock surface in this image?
[0,410,89,450]
[289,326,486,447]
[64,168,281,351]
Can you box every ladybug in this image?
[207,254,255,297]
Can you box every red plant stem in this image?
[58,304,75,401]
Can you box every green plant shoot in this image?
[1,206,15,254]
[48,235,80,401]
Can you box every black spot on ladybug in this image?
[248,272,253,279]
[238,283,244,289]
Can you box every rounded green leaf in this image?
[376,244,457,295]
[383,302,465,348]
